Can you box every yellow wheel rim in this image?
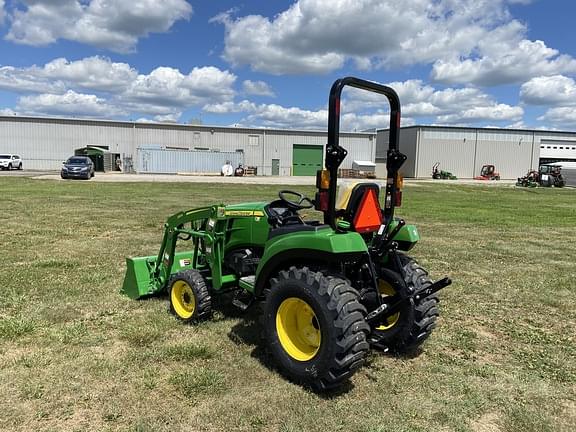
[171,280,196,319]
[276,298,321,361]
[376,280,400,330]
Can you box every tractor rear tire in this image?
[168,269,212,323]
[371,255,439,355]
[261,266,370,391]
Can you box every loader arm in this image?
[121,206,217,299]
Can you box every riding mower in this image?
[516,169,539,187]
[121,77,451,390]
[432,162,457,180]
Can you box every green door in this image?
[292,145,323,176]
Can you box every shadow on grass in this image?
[227,306,356,398]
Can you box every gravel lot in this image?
[16,171,518,186]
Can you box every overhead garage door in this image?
[292,144,323,176]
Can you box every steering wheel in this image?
[278,190,314,211]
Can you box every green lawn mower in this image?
[122,77,451,390]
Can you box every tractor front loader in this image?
[122,77,451,390]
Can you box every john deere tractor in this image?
[122,77,451,390]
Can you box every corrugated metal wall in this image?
[137,148,243,174]
[475,130,535,179]
[375,128,417,177]
[0,116,375,174]
[0,117,133,170]
[417,128,477,178]
[376,126,551,179]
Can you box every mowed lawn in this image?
[0,177,575,432]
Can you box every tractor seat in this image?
[337,182,382,233]
[265,200,328,239]
[266,200,303,227]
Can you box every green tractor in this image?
[122,77,451,390]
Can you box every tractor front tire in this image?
[168,270,211,323]
[261,267,370,391]
[371,255,439,355]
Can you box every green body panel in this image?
[223,202,270,249]
[387,220,420,251]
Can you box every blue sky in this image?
[0,0,575,131]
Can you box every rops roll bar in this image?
[324,77,406,228]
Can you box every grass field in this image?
[0,177,575,432]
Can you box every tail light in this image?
[395,190,402,207]
[395,173,403,207]
[315,190,329,212]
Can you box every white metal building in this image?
[376,125,576,179]
[0,116,376,176]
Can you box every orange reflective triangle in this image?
[353,188,382,233]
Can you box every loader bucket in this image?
[121,251,197,299]
[121,255,158,299]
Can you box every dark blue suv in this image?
[61,156,95,180]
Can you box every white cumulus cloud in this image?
[216,0,508,74]
[0,56,239,121]
[432,38,576,86]
[538,107,576,128]
[5,0,192,53]
[43,57,138,92]
[17,90,126,118]
[216,0,576,88]
[520,75,576,106]
[0,108,17,116]
[0,57,140,94]
[437,105,524,124]
[123,66,237,108]
[342,79,521,124]
[203,100,257,114]
[242,80,275,97]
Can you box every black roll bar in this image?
[324,77,404,229]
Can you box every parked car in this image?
[61,156,95,180]
[0,154,23,170]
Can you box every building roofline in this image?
[0,115,374,137]
[377,124,576,135]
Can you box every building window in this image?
[249,135,260,146]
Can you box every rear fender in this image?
[253,229,368,296]
[389,221,420,251]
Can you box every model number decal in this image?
[224,210,265,217]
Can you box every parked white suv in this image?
[0,154,23,170]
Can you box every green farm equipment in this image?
[432,162,457,180]
[122,77,451,390]
[516,164,566,188]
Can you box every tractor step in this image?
[233,276,256,311]
[232,284,255,311]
